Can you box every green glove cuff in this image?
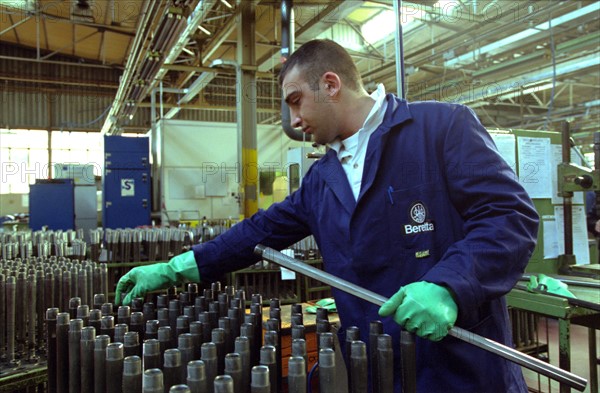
[115,250,200,306]
[169,250,201,284]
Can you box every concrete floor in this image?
[522,318,599,393]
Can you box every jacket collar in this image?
[358,95,412,201]
[317,95,413,214]
[379,94,413,133]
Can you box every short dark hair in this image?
[278,39,362,91]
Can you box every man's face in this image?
[282,66,339,145]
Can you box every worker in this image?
[116,39,539,392]
[586,191,600,236]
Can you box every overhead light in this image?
[496,82,555,101]
[164,71,217,119]
[361,7,424,44]
[220,0,233,8]
[446,2,600,67]
[583,100,600,108]
[0,0,35,11]
[197,25,211,35]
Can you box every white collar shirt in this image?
[328,84,388,200]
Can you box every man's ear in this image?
[322,72,341,96]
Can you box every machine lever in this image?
[254,244,588,392]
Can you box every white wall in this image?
[159,120,309,220]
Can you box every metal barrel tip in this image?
[254,244,267,256]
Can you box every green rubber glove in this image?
[115,250,200,306]
[378,281,458,341]
[527,274,576,298]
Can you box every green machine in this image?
[490,126,599,276]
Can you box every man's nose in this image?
[291,112,301,128]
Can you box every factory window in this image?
[0,129,103,194]
[51,131,103,177]
[0,129,48,194]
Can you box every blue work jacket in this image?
[193,95,539,392]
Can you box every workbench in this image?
[507,279,600,393]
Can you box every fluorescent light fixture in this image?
[361,11,395,43]
[446,2,600,67]
[362,7,424,44]
[184,72,217,100]
[584,100,600,108]
[197,25,211,35]
[435,0,461,15]
[0,0,35,10]
[164,71,217,119]
[461,53,598,104]
[496,82,555,101]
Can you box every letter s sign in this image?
[121,179,135,197]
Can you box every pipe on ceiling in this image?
[280,0,310,142]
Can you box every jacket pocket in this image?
[386,184,438,251]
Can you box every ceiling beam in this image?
[0,74,119,89]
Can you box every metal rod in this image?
[56,312,70,392]
[394,0,406,99]
[369,321,383,393]
[259,345,277,393]
[287,357,306,393]
[225,353,243,393]
[123,355,143,393]
[143,368,164,393]
[94,335,111,393]
[69,319,83,393]
[164,348,184,389]
[235,336,251,393]
[250,365,270,393]
[46,308,60,393]
[201,342,218,393]
[400,331,417,393]
[187,360,208,393]
[255,244,588,392]
[81,326,96,392]
[105,343,125,393]
[143,339,161,371]
[562,121,575,259]
[318,348,336,393]
[350,341,368,393]
[377,334,394,393]
[214,375,234,393]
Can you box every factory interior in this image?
[0,0,599,392]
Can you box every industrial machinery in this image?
[557,126,600,274]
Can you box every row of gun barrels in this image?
[1,227,192,263]
[44,281,399,393]
[0,257,109,368]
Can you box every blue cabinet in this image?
[30,179,75,230]
[103,136,151,229]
